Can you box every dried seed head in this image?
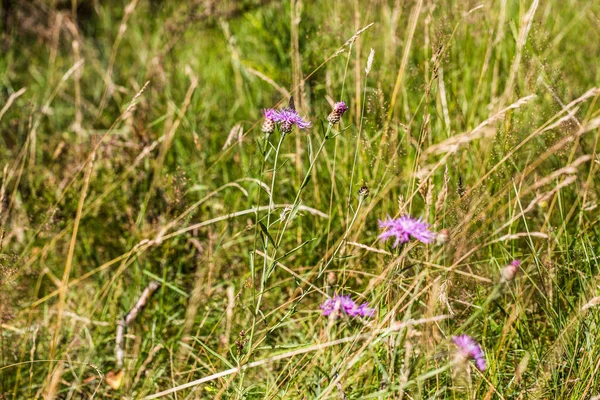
[365,48,375,75]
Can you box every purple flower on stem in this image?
[453,335,486,371]
[501,259,521,282]
[274,108,311,134]
[327,101,349,124]
[378,215,435,247]
[262,108,278,134]
[320,295,375,318]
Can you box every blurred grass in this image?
[1,0,600,398]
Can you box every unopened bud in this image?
[327,272,337,287]
[358,184,370,198]
[501,260,521,282]
[262,118,275,134]
[327,101,349,125]
[436,229,449,244]
[280,121,293,134]
[262,108,278,134]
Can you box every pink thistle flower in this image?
[327,101,349,124]
[453,335,486,371]
[262,108,279,134]
[378,215,435,247]
[273,108,311,134]
[501,259,521,282]
[320,295,375,318]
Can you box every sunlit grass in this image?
[1,0,600,398]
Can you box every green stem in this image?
[240,132,285,393]
[275,124,333,249]
[319,196,363,278]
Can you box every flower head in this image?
[436,229,450,244]
[274,108,311,134]
[501,259,521,282]
[358,184,370,198]
[320,294,375,318]
[378,215,435,247]
[262,108,278,134]
[453,335,486,371]
[327,101,349,124]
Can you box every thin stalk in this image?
[265,133,286,232]
[275,123,333,249]
[346,69,370,227]
[240,132,285,393]
[457,285,502,332]
[319,195,364,278]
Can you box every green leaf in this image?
[300,174,312,190]
[192,337,235,369]
[259,221,276,247]
[277,238,317,262]
[288,201,302,222]
[142,270,188,298]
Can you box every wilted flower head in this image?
[453,335,486,371]
[327,101,349,124]
[275,108,311,134]
[321,294,375,318]
[501,259,521,282]
[262,108,278,134]
[378,215,435,247]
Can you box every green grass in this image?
[1,0,600,398]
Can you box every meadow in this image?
[1,0,600,398]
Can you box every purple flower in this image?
[320,295,375,318]
[378,215,435,247]
[273,108,311,134]
[327,101,349,124]
[262,108,278,134]
[453,335,486,371]
[263,108,279,120]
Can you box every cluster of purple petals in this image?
[453,335,486,371]
[320,295,375,318]
[378,215,435,247]
[263,108,311,131]
[333,101,349,115]
[263,108,279,121]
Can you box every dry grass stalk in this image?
[115,281,161,369]
[424,94,537,156]
[145,315,449,399]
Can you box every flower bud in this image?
[262,108,278,134]
[327,101,349,124]
[501,260,520,282]
[436,229,449,244]
[358,184,370,198]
